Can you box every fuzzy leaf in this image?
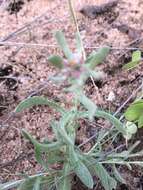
[48,55,64,69]
[18,176,54,190]
[126,122,137,134]
[123,122,137,140]
[50,121,62,141]
[57,126,73,145]
[46,150,64,164]
[59,110,77,143]
[86,46,110,69]
[58,163,72,190]
[69,147,93,189]
[35,147,49,170]
[0,175,53,190]
[19,177,38,190]
[95,110,126,135]
[15,96,65,114]
[22,130,62,152]
[55,31,73,60]
[93,163,117,190]
[77,110,126,135]
[113,165,126,184]
[0,180,23,190]
[75,161,93,189]
[33,177,41,190]
[77,92,97,120]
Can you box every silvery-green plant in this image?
[48,31,110,120]
[1,32,143,190]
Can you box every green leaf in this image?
[123,50,142,70]
[113,165,126,184]
[132,50,141,62]
[77,92,97,121]
[75,161,93,189]
[0,175,53,190]
[18,177,38,190]
[50,121,62,141]
[35,147,49,170]
[123,121,137,140]
[95,110,126,135]
[58,163,72,190]
[86,46,110,69]
[126,121,137,134]
[57,126,74,145]
[77,110,126,135]
[123,61,139,70]
[59,110,76,143]
[0,180,23,190]
[110,141,140,159]
[138,114,143,128]
[55,31,73,60]
[69,147,93,189]
[93,163,117,190]
[22,130,62,152]
[60,110,76,129]
[18,176,54,190]
[33,177,41,190]
[125,100,143,121]
[15,96,65,114]
[46,150,64,164]
[48,55,64,69]
[124,122,137,140]
[54,110,76,146]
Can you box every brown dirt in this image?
[0,0,143,189]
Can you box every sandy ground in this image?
[0,0,143,189]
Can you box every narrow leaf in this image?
[22,130,62,152]
[93,163,117,190]
[77,110,126,135]
[0,175,52,190]
[123,60,140,70]
[58,163,72,190]
[113,165,126,184]
[35,147,49,170]
[86,46,110,69]
[15,96,65,114]
[95,110,126,135]
[132,50,141,62]
[123,50,142,70]
[77,92,97,120]
[33,177,41,190]
[57,126,73,145]
[74,161,94,189]
[55,31,73,60]
[69,147,93,189]
[19,177,37,190]
[0,180,23,190]
[48,55,64,69]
